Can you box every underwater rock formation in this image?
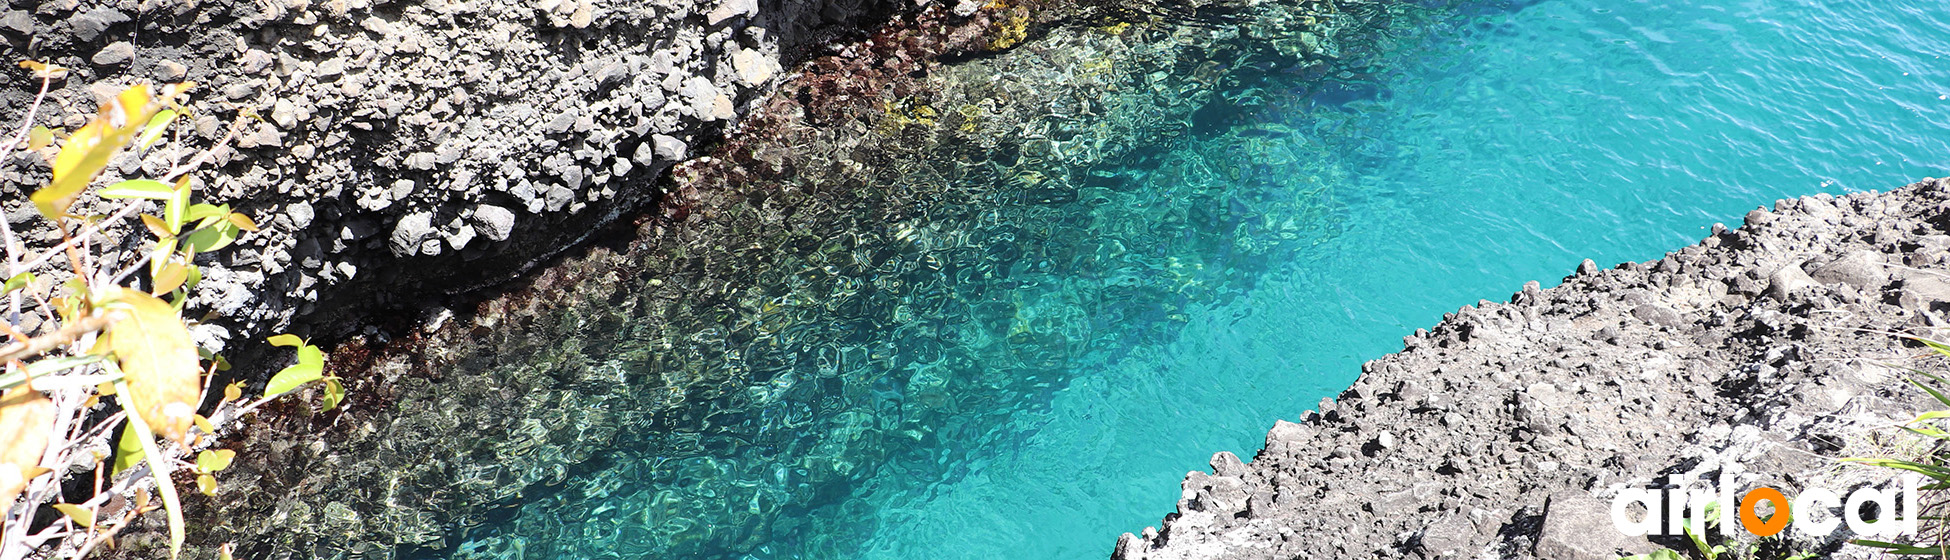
[102,0,1433,558]
[1114,180,1950,559]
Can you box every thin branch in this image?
[0,314,110,365]
[12,204,144,275]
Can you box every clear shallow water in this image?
[444,1,1950,559]
[854,0,1950,558]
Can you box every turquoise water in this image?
[855,0,1950,558]
[447,1,1950,558]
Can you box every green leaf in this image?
[3,272,33,294]
[1853,539,1949,555]
[266,334,304,347]
[195,449,235,473]
[164,179,190,236]
[1907,377,1950,409]
[51,503,94,528]
[137,109,177,150]
[111,420,145,476]
[1619,549,1684,560]
[98,179,176,200]
[262,344,324,398]
[321,377,345,411]
[182,203,226,224]
[182,220,239,253]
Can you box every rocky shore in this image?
[0,0,981,353]
[1113,180,1950,559]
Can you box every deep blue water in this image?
[852,0,1950,558]
[455,1,1950,558]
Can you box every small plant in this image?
[1833,333,1950,557]
[1620,501,1815,560]
[0,60,338,560]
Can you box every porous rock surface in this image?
[1115,180,1950,559]
[0,0,948,349]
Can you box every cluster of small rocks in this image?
[0,0,947,353]
[1114,180,1950,559]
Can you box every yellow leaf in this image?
[195,473,216,496]
[226,212,258,232]
[34,85,160,219]
[17,60,67,80]
[223,382,241,402]
[27,126,52,151]
[106,288,201,444]
[151,262,189,296]
[0,384,53,514]
[52,503,95,528]
[191,414,214,434]
[139,214,170,238]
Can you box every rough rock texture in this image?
[1115,180,1950,559]
[0,0,952,352]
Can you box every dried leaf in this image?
[106,289,201,443]
[226,212,258,232]
[139,214,171,238]
[52,503,95,528]
[0,384,52,513]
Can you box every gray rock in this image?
[1630,304,1684,328]
[1,11,35,34]
[1766,262,1818,301]
[389,212,436,256]
[1534,492,1653,560]
[286,201,315,229]
[543,185,575,212]
[67,7,127,42]
[1811,250,1889,291]
[90,41,134,66]
[652,134,687,160]
[705,0,756,25]
[468,204,516,241]
[1416,515,1480,559]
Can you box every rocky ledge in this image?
[0,0,982,354]
[1114,179,1950,560]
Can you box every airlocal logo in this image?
[1610,474,1920,538]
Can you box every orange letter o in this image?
[1740,487,1791,537]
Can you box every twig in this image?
[0,314,110,365]
[11,204,144,275]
